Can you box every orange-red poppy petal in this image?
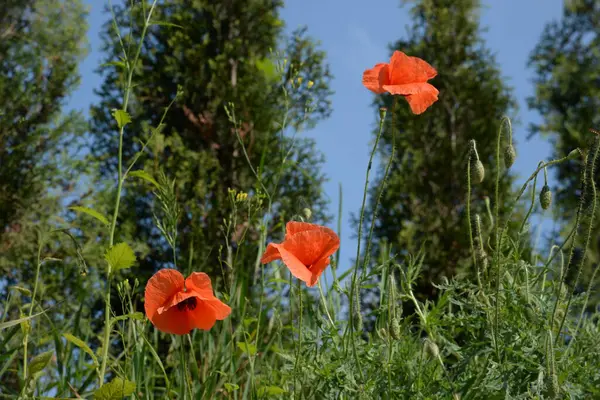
[185,272,216,299]
[388,51,437,85]
[149,306,196,335]
[204,298,232,320]
[260,242,282,264]
[406,88,439,115]
[307,257,331,287]
[271,243,313,285]
[282,230,340,267]
[284,221,317,239]
[382,82,438,114]
[156,291,197,314]
[362,63,390,94]
[144,269,185,320]
[189,303,218,330]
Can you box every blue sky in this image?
[71,0,564,277]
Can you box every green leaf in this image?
[105,243,136,273]
[9,286,31,296]
[63,333,98,367]
[257,386,286,396]
[112,109,132,129]
[101,60,127,70]
[93,378,136,399]
[0,309,46,331]
[69,206,110,226]
[236,342,257,356]
[224,383,239,391]
[28,350,53,378]
[129,170,159,188]
[150,21,184,29]
[111,312,144,325]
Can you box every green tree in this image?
[362,0,517,304]
[89,1,333,289]
[528,0,600,290]
[0,0,88,289]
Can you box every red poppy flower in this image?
[144,269,231,335]
[260,221,340,287]
[362,50,439,115]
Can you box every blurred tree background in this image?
[360,0,520,310]
[528,0,600,297]
[0,0,89,296]
[88,0,334,306]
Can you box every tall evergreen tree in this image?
[362,0,517,303]
[90,0,333,287]
[0,0,88,287]
[528,0,600,289]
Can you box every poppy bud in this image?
[475,248,488,272]
[540,185,552,210]
[390,317,401,340]
[424,338,439,359]
[471,159,485,184]
[567,148,581,160]
[504,144,516,169]
[302,208,312,221]
[379,107,387,121]
[353,297,363,332]
[377,328,388,340]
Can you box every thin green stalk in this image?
[22,230,44,386]
[362,102,395,279]
[466,148,480,289]
[556,138,599,344]
[317,281,336,330]
[99,0,158,386]
[346,102,390,379]
[493,117,506,363]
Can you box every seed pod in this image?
[475,248,488,272]
[504,144,516,169]
[423,338,439,359]
[352,294,363,332]
[540,185,552,210]
[390,317,401,340]
[470,159,485,184]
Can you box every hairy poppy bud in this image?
[504,144,516,169]
[475,248,488,272]
[379,107,387,121]
[567,148,580,160]
[471,159,485,184]
[424,338,439,359]
[353,300,363,332]
[540,185,552,210]
[302,208,312,221]
[390,317,401,340]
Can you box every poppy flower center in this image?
[176,296,198,311]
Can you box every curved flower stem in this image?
[317,281,336,329]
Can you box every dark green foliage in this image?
[528,0,600,287]
[363,0,517,301]
[0,0,88,286]
[89,0,333,285]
